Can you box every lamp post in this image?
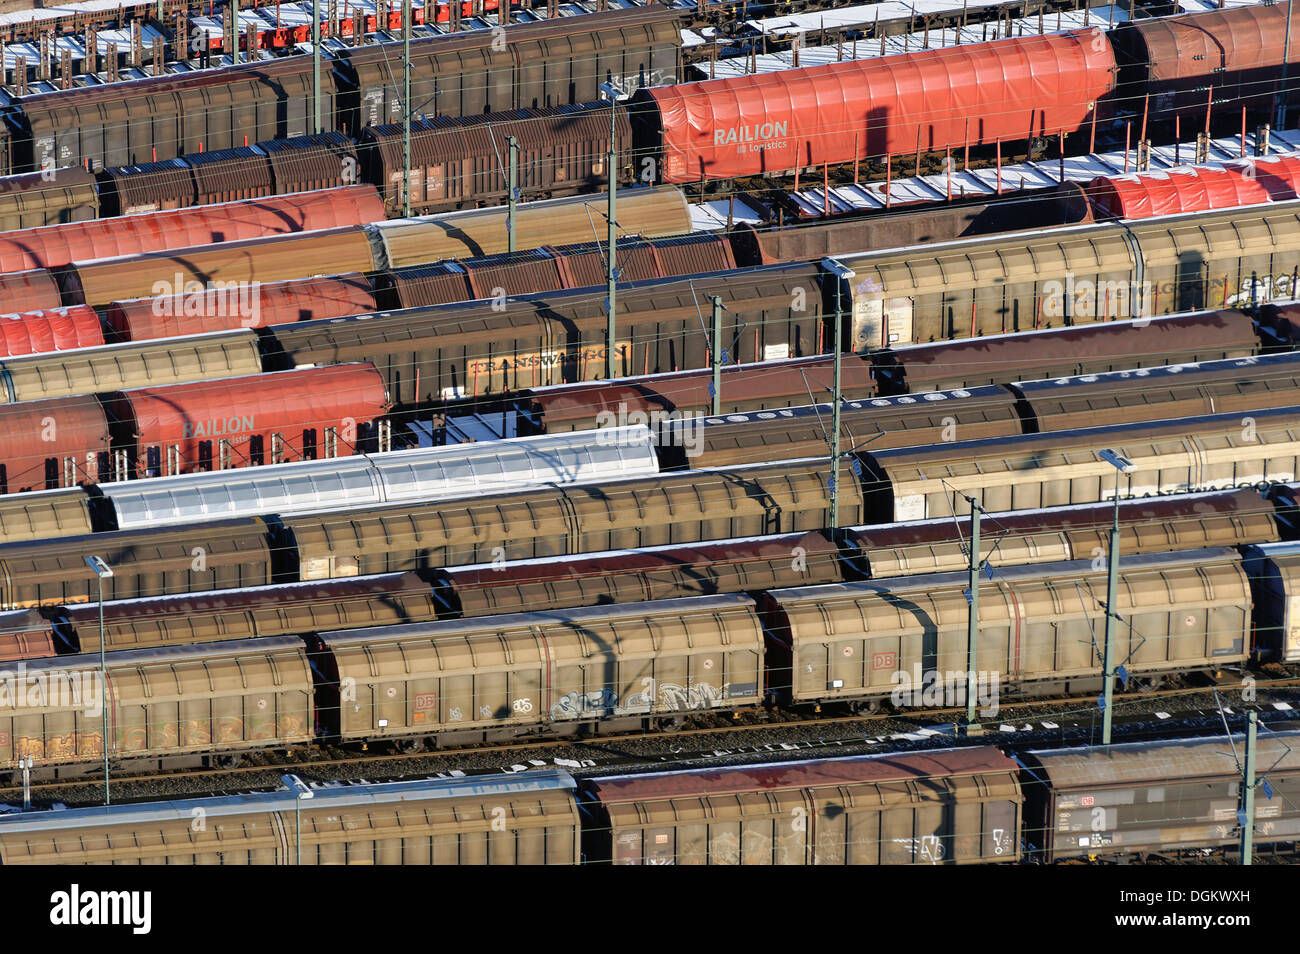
[281,774,314,865]
[1097,449,1135,746]
[820,259,855,533]
[599,81,622,379]
[84,555,113,805]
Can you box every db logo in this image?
[414,693,435,711]
[871,652,897,671]
[1080,795,1095,807]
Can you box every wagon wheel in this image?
[389,738,425,755]
[212,753,243,770]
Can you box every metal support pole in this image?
[507,136,519,253]
[1241,710,1258,865]
[604,88,619,379]
[312,0,322,134]
[830,292,843,533]
[710,296,723,416]
[402,0,412,218]
[965,501,982,731]
[821,259,854,533]
[282,774,312,864]
[1278,1,1294,130]
[99,574,108,805]
[1102,469,1120,746]
[21,756,32,811]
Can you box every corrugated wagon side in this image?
[580,748,1022,865]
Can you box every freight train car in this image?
[826,202,1300,349]
[669,352,1300,469]
[859,404,1300,524]
[763,548,1250,709]
[359,102,634,216]
[0,186,385,274]
[8,56,344,175]
[1021,734,1300,861]
[580,748,1022,865]
[0,771,582,865]
[310,593,765,748]
[340,6,679,128]
[631,30,1116,184]
[1109,1,1300,115]
[105,273,380,339]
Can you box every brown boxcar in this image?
[682,351,1300,470]
[1014,351,1300,431]
[0,771,582,865]
[0,330,262,405]
[10,55,342,172]
[880,308,1264,394]
[98,158,198,215]
[60,226,379,307]
[343,7,680,127]
[763,548,1249,706]
[277,458,855,578]
[0,635,312,773]
[515,353,880,435]
[849,487,1280,578]
[360,102,631,216]
[0,166,98,230]
[0,609,56,662]
[60,572,443,655]
[443,530,844,617]
[371,185,693,267]
[1022,733,1300,862]
[261,132,360,195]
[385,233,737,308]
[580,748,1021,865]
[672,385,1023,470]
[737,183,1095,266]
[1110,1,1300,115]
[834,203,1300,349]
[186,146,276,205]
[0,517,275,610]
[313,593,765,745]
[861,404,1300,524]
